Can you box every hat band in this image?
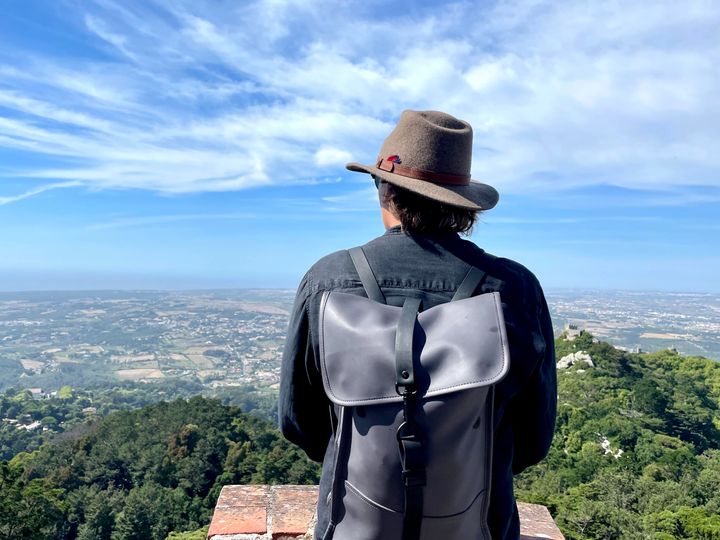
[376,157,470,186]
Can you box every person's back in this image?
[279,110,556,539]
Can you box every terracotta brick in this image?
[207,485,564,540]
[518,501,565,539]
[271,485,318,538]
[216,484,269,509]
[207,506,266,537]
[207,485,268,538]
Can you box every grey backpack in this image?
[319,247,510,540]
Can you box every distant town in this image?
[547,289,720,359]
[0,289,293,393]
[0,288,718,395]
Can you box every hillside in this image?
[0,396,319,540]
[0,379,277,462]
[1,335,719,539]
[516,332,720,539]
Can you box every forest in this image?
[0,395,319,539]
[0,379,277,461]
[516,332,720,539]
[1,333,719,539]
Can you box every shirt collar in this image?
[382,225,461,241]
[383,225,403,235]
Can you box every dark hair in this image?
[382,181,479,235]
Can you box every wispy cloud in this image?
[84,14,138,62]
[86,212,262,230]
[321,186,378,212]
[0,181,82,206]
[0,0,718,199]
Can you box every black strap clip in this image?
[401,468,427,487]
[395,382,418,397]
[396,420,426,484]
[396,419,423,444]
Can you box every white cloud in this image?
[321,186,378,212]
[314,146,353,167]
[84,14,138,62]
[0,181,83,206]
[86,212,261,230]
[0,0,718,198]
[0,90,115,132]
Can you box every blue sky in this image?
[0,0,718,292]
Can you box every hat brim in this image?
[346,162,499,211]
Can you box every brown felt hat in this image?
[346,110,499,210]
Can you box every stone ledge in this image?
[207,485,564,539]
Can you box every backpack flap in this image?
[319,290,510,406]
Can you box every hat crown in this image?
[378,110,473,177]
[344,109,498,210]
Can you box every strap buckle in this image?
[395,382,418,396]
[396,420,422,444]
[401,468,427,487]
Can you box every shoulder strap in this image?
[394,297,425,540]
[348,247,387,304]
[395,297,422,392]
[451,266,487,301]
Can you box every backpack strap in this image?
[395,297,422,392]
[348,247,387,304]
[395,297,425,540]
[451,266,487,301]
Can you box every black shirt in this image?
[279,225,557,539]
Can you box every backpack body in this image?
[318,249,510,540]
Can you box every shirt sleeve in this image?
[278,273,332,463]
[510,277,557,474]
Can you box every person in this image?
[279,110,556,539]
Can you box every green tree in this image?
[165,525,209,540]
[77,493,117,540]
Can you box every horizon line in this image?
[0,286,717,296]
